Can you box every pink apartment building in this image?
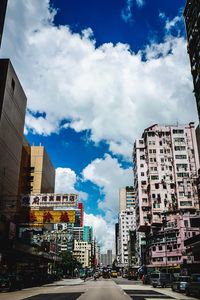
[133,123,200,269]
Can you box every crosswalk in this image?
[124,289,174,300]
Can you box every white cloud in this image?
[0,0,197,161]
[55,167,77,194]
[84,213,115,253]
[136,0,145,8]
[55,167,88,202]
[82,154,133,215]
[165,15,182,32]
[121,0,134,24]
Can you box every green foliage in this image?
[59,251,82,276]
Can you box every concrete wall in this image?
[0,59,27,218]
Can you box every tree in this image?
[59,251,82,277]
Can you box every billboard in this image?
[21,194,78,208]
[27,210,76,225]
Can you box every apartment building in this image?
[133,123,200,268]
[73,240,91,268]
[184,1,200,122]
[119,186,135,211]
[118,208,136,266]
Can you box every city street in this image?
[0,277,198,300]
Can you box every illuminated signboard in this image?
[27,210,76,224]
[21,194,78,208]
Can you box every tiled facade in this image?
[118,208,136,265]
[133,123,200,267]
[119,186,136,211]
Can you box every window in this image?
[174,137,185,142]
[175,146,186,151]
[151,175,159,180]
[141,172,145,176]
[177,173,189,178]
[158,246,162,250]
[140,164,144,167]
[180,201,192,206]
[11,78,15,92]
[155,183,159,189]
[175,155,187,159]
[173,129,184,134]
[160,149,163,153]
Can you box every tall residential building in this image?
[73,240,91,268]
[30,146,55,194]
[184,1,200,122]
[0,0,8,47]
[118,208,136,266]
[83,226,93,244]
[0,59,27,218]
[119,186,135,211]
[133,123,200,268]
[107,249,113,266]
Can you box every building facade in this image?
[83,226,93,244]
[119,186,135,212]
[0,59,27,219]
[118,208,136,266]
[0,0,8,47]
[184,1,200,122]
[73,240,91,268]
[133,123,200,268]
[30,146,55,194]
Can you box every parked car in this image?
[151,272,173,288]
[171,276,190,293]
[111,270,118,278]
[185,274,200,298]
[0,274,23,292]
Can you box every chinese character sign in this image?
[27,210,76,224]
[21,194,78,208]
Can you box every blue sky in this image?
[1,0,197,251]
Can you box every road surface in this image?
[0,277,198,300]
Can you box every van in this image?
[151,272,173,288]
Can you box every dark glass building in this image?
[0,0,8,47]
[184,1,200,121]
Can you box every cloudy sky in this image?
[0,0,197,252]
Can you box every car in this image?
[171,276,190,292]
[151,272,174,288]
[102,268,110,279]
[185,274,200,297]
[111,270,118,278]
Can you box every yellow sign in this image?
[29,210,75,224]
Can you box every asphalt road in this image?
[0,277,198,300]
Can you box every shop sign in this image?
[28,210,76,224]
[21,194,78,208]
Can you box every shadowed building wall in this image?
[0,59,27,218]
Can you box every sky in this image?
[0,0,197,252]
